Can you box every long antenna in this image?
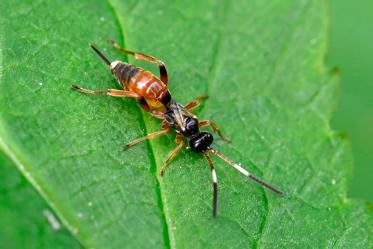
[89,43,111,66]
[208,148,284,195]
[203,152,218,218]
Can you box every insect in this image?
[71,40,284,217]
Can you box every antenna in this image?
[203,152,218,217]
[208,148,284,195]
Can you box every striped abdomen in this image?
[111,61,171,111]
[111,61,139,86]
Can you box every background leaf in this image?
[1,0,372,248]
[327,0,373,202]
[0,151,81,248]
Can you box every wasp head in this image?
[189,132,213,152]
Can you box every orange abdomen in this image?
[128,70,169,109]
[111,62,171,112]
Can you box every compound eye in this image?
[185,118,198,135]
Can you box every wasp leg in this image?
[203,152,218,218]
[124,128,169,150]
[199,120,230,142]
[185,96,208,110]
[151,110,165,120]
[108,39,168,85]
[159,135,184,176]
[71,84,139,98]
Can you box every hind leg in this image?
[108,39,168,85]
[71,84,139,98]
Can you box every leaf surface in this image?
[0,151,81,248]
[0,0,372,248]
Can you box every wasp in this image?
[71,41,283,217]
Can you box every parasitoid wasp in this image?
[71,40,284,217]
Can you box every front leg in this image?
[199,120,230,142]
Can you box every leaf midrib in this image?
[106,1,173,248]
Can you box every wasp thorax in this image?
[183,117,199,136]
[189,132,213,152]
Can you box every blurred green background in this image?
[327,0,373,202]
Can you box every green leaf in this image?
[1,0,372,248]
[0,151,81,248]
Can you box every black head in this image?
[189,132,214,152]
